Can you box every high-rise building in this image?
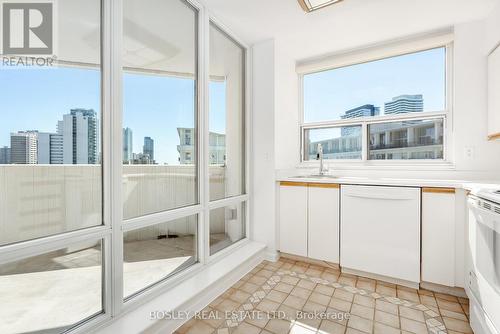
[60,108,99,164]
[384,94,424,115]
[0,146,11,164]
[341,104,380,119]
[10,131,38,164]
[37,132,63,164]
[177,128,225,164]
[143,137,154,162]
[123,127,133,163]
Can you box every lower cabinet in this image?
[279,181,340,263]
[421,187,456,286]
[279,182,308,257]
[308,183,340,263]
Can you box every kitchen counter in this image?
[277,175,500,191]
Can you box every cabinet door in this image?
[422,188,456,286]
[308,184,339,263]
[488,45,500,140]
[279,182,307,257]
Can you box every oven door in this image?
[468,196,500,333]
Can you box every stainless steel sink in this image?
[291,175,338,179]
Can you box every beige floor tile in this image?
[375,299,398,315]
[309,292,331,306]
[240,282,260,294]
[400,318,427,334]
[334,289,354,302]
[257,298,281,312]
[229,290,251,304]
[458,297,469,305]
[350,304,374,321]
[396,290,420,303]
[374,310,400,328]
[278,304,299,320]
[322,272,340,282]
[399,306,424,323]
[295,316,322,330]
[232,321,261,334]
[282,275,301,286]
[315,284,335,296]
[440,308,468,321]
[256,269,274,278]
[284,295,307,310]
[375,285,396,297]
[199,308,224,329]
[265,318,293,334]
[289,322,318,334]
[267,290,289,304]
[435,293,459,303]
[356,279,376,292]
[326,308,349,326]
[248,275,268,286]
[297,279,317,290]
[338,276,357,287]
[436,299,464,313]
[443,317,473,333]
[275,282,295,294]
[373,322,400,334]
[347,314,373,333]
[346,328,369,334]
[318,319,346,334]
[215,299,240,312]
[306,268,324,277]
[303,300,328,313]
[245,314,270,328]
[354,295,375,308]
[184,320,215,334]
[419,295,437,307]
[291,286,313,299]
[329,297,352,312]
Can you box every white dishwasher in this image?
[341,185,421,284]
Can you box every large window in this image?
[301,44,450,162]
[0,1,248,333]
[208,22,246,255]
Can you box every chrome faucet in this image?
[317,143,328,175]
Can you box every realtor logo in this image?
[2,2,53,55]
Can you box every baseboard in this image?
[264,249,280,262]
[280,252,340,270]
[342,267,419,289]
[420,281,467,298]
[144,248,267,334]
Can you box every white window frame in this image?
[298,31,455,169]
[0,0,251,333]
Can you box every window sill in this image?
[298,160,456,171]
[92,241,267,334]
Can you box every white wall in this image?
[273,16,500,180]
[250,39,277,258]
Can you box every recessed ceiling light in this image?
[297,0,344,12]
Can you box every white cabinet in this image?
[341,185,421,284]
[279,182,308,257]
[421,188,456,286]
[278,182,340,262]
[308,184,340,263]
[488,44,500,140]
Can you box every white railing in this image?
[0,165,226,245]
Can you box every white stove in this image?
[468,189,500,334]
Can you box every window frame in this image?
[298,34,454,168]
[0,0,251,333]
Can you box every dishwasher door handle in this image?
[344,193,417,201]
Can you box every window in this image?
[209,23,245,201]
[122,0,198,219]
[0,240,103,333]
[301,44,450,162]
[0,1,248,333]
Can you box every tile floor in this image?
[175,258,472,334]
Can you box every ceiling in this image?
[203,0,499,58]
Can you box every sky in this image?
[304,47,446,143]
[0,47,444,163]
[0,66,227,165]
